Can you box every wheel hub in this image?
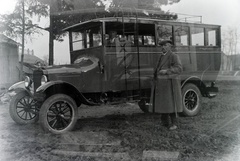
[47,101,73,130]
[185,91,197,110]
[24,107,31,112]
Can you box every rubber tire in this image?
[182,83,202,116]
[9,91,39,124]
[39,94,78,134]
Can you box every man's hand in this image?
[159,69,168,75]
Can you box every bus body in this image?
[8,16,221,134]
[66,17,220,109]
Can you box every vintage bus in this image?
[8,15,221,134]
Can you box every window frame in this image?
[174,25,190,46]
[191,27,205,46]
[206,28,218,47]
[70,24,103,52]
[156,24,173,45]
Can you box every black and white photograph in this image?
[0,0,240,160]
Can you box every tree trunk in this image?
[20,0,25,80]
[49,3,54,65]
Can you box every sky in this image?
[1,0,240,64]
[0,1,16,14]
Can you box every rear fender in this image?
[181,76,206,96]
[181,76,202,88]
[36,81,98,106]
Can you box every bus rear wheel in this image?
[182,83,202,116]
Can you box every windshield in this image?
[71,24,102,51]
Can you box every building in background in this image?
[0,34,45,94]
[18,48,45,75]
[221,52,240,72]
[0,34,19,93]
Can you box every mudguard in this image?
[36,81,64,93]
[8,81,32,97]
[36,81,98,106]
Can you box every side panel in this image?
[104,46,159,92]
[175,46,221,82]
[66,46,105,93]
[104,45,221,93]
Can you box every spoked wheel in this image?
[39,94,77,134]
[9,91,39,124]
[182,83,202,116]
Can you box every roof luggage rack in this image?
[51,7,202,23]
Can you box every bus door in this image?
[104,22,140,100]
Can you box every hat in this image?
[158,40,172,46]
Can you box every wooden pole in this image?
[49,1,54,65]
[20,0,25,80]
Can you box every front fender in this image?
[36,81,64,93]
[8,81,32,97]
[8,81,25,91]
[36,81,98,106]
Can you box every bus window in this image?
[106,31,118,46]
[137,23,155,46]
[144,36,155,46]
[191,27,204,46]
[93,34,102,47]
[127,35,135,46]
[174,26,189,46]
[72,32,85,51]
[137,35,155,46]
[138,36,143,45]
[207,28,216,46]
[86,26,102,48]
[157,25,173,45]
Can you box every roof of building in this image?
[0,34,19,46]
[20,54,45,65]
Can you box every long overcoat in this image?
[151,51,183,113]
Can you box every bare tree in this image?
[222,27,239,71]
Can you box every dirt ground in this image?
[1,80,240,161]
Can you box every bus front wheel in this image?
[39,94,78,134]
[182,83,202,116]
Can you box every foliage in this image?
[111,0,180,9]
[45,0,181,40]
[0,0,49,79]
[0,0,48,39]
[2,0,180,40]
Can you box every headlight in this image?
[24,76,31,88]
[41,75,48,85]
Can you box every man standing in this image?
[153,40,183,130]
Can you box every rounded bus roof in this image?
[63,16,221,31]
